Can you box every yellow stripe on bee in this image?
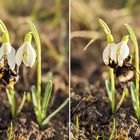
[8,81,15,88]
[0,73,3,79]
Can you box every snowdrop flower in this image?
[102,35,129,67]
[16,32,36,67]
[102,42,116,65]
[0,32,15,70]
[117,39,129,66]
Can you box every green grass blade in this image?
[130,82,136,104]
[109,118,116,140]
[17,92,26,116]
[41,80,52,119]
[7,122,13,140]
[102,131,105,140]
[105,79,112,102]
[130,82,140,120]
[42,98,69,126]
[6,89,12,105]
[31,86,38,112]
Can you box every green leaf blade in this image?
[17,92,26,116]
[41,80,52,119]
[31,86,38,114]
[42,98,69,126]
[105,79,112,102]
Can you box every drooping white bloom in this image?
[0,42,15,70]
[102,43,116,65]
[117,41,129,66]
[102,38,129,67]
[16,42,36,67]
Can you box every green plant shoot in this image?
[29,22,68,128]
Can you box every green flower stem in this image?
[11,90,16,118]
[122,35,129,42]
[99,19,114,43]
[99,18,115,113]
[110,68,115,113]
[2,32,10,43]
[7,88,16,118]
[28,23,41,99]
[0,20,8,33]
[125,24,139,93]
[0,24,5,33]
[0,20,10,43]
[28,22,42,126]
[125,24,140,122]
[0,20,10,44]
[24,32,32,42]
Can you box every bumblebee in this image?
[0,61,19,89]
[108,56,135,87]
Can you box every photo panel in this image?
[0,0,69,139]
[70,0,140,139]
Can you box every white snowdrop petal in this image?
[110,43,119,63]
[23,51,30,67]
[15,44,25,66]
[118,59,123,67]
[3,43,12,55]
[22,43,30,67]
[23,58,30,66]
[0,45,4,60]
[7,47,16,70]
[27,44,36,67]
[118,41,129,61]
[102,44,110,65]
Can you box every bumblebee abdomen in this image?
[117,70,134,83]
[115,65,134,83]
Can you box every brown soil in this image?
[0,88,68,140]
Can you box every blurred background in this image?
[71,0,140,82]
[71,0,140,139]
[0,0,69,139]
